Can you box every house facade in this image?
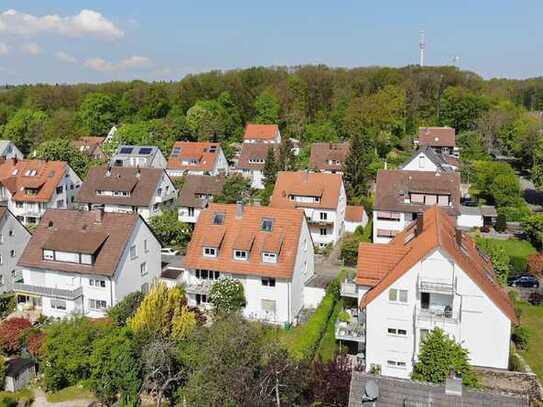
[16,209,161,318]
[270,171,346,248]
[0,141,23,160]
[372,169,460,243]
[111,145,167,169]
[309,142,349,174]
[183,203,314,325]
[77,166,177,221]
[236,143,278,189]
[339,207,515,379]
[344,205,368,233]
[400,146,459,173]
[0,159,82,226]
[243,124,281,144]
[166,142,228,177]
[178,174,225,224]
[0,208,31,293]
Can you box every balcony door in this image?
[421,292,430,309]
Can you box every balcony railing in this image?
[185,280,215,295]
[416,304,459,325]
[335,319,365,343]
[14,283,83,300]
[340,280,358,298]
[418,278,455,294]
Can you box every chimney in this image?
[105,166,112,177]
[455,229,463,248]
[304,169,309,183]
[236,201,244,218]
[253,198,261,207]
[12,157,17,166]
[95,207,104,224]
[415,212,424,236]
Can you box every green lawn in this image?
[477,238,536,275]
[0,388,33,406]
[518,302,543,380]
[46,385,94,403]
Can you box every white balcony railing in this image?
[416,304,459,325]
[340,280,358,298]
[14,283,83,300]
[418,276,455,294]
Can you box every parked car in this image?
[508,275,539,288]
[161,247,179,256]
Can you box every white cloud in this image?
[83,55,151,72]
[0,43,8,55]
[21,42,42,55]
[55,51,77,63]
[0,9,124,40]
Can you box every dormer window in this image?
[234,250,248,260]
[262,252,277,264]
[42,249,94,265]
[261,218,273,232]
[203,247,217,257]
[213,213,225,225]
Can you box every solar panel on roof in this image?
[139,147,153,155]
[119,147,133,154]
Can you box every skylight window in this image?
[261,218,273,232]
[213,213,225,225]
[172,147,181,156]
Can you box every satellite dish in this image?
[364,380,379,401]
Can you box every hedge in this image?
[315,299,343,362]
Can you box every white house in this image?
[400,146,459,173]
[338,206,516,379]
[243,124,281,144]
[183,203,314,325]
[0,141,23,160]
[0,208,31,293]
[372,169,461,243]
[178,174,225,224]
[111,145,167,169]
[77,165,177,221]
[344,206,369,233]
[236,143,278,189]
[270,171,347,248]
[309,142,349,174]
[16,209,161,318]
[166,142,228,177]
[0,158,82,226]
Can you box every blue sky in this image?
[0,1,542,84]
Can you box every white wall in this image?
[457,214,483,229]
[0,212,31,293]
[401,152,439,172]
[372,212,410,244]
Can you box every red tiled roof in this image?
[243,124,279,141]
[167,142,222,172]
[418,127,456,148]
[345,206,365,222]
[0,159,69,203]
[184,203,305,279]
[270,171,343,210]
[357,206,517,324]
[237,143,279,170]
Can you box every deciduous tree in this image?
[79,93,118,135]
[208,277,246,314]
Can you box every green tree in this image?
[412,328,478,387]
[285,76,308,140]
[149,210,191,250]
[475,238,510,285]
[128,283,199,341]
[342,132,374,202]
[42,317,110,391]
[523,214,543,250]
[43,109,81,141]
[304,119,339,144]
[217,91,243,141]
[208,277,246,313]
[2,108,48,154]
[186,100,227,140]
[107,291,145,327]
[531,138,543,189]
[34,138,91,177]
[88,328,142,406]
[79,93,118,135]
[254,89,280,124]
[278,138,296,171]
[215,174,251,204]
[262,146,278,187]
[440,86,489,132]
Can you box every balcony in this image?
[340,279,358,298]
[335,308,365,343]
[185,280,214,295]
[418,278,455,294]
[14,283,83,300]
[416,304,459,325]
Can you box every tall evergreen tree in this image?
[278,138,296,171]
[263,146,278,187]
[342,132,373,202]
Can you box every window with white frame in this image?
[195,269,220,280]
[386,360,407,369]
[196,294,208,305]
[261,277,276,287]
[130,245,137,259]
[262,252,277,264]
[51,299,67,310]
[234,250,248,260]
[88,299,107,310]
[261,218,273,232]
[188,207,195,216]
[320,212,328,220]
[144,239,148,253]
[388,288,408,303]
[140,262,147,276]
[319,228,327,236]
[43,250,54,260]
[89,279,106,288]
[387,328,407,336]
[8,230,14,237]
[10,250,15,258]
[203,247,217,257]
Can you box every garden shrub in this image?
[0,294,15,319]
[509,350,524,372]
[0,317,32,354]
[528,291,543,306]
[315,300,342,363]
[512,326,529,351]
[527,252,543,276]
